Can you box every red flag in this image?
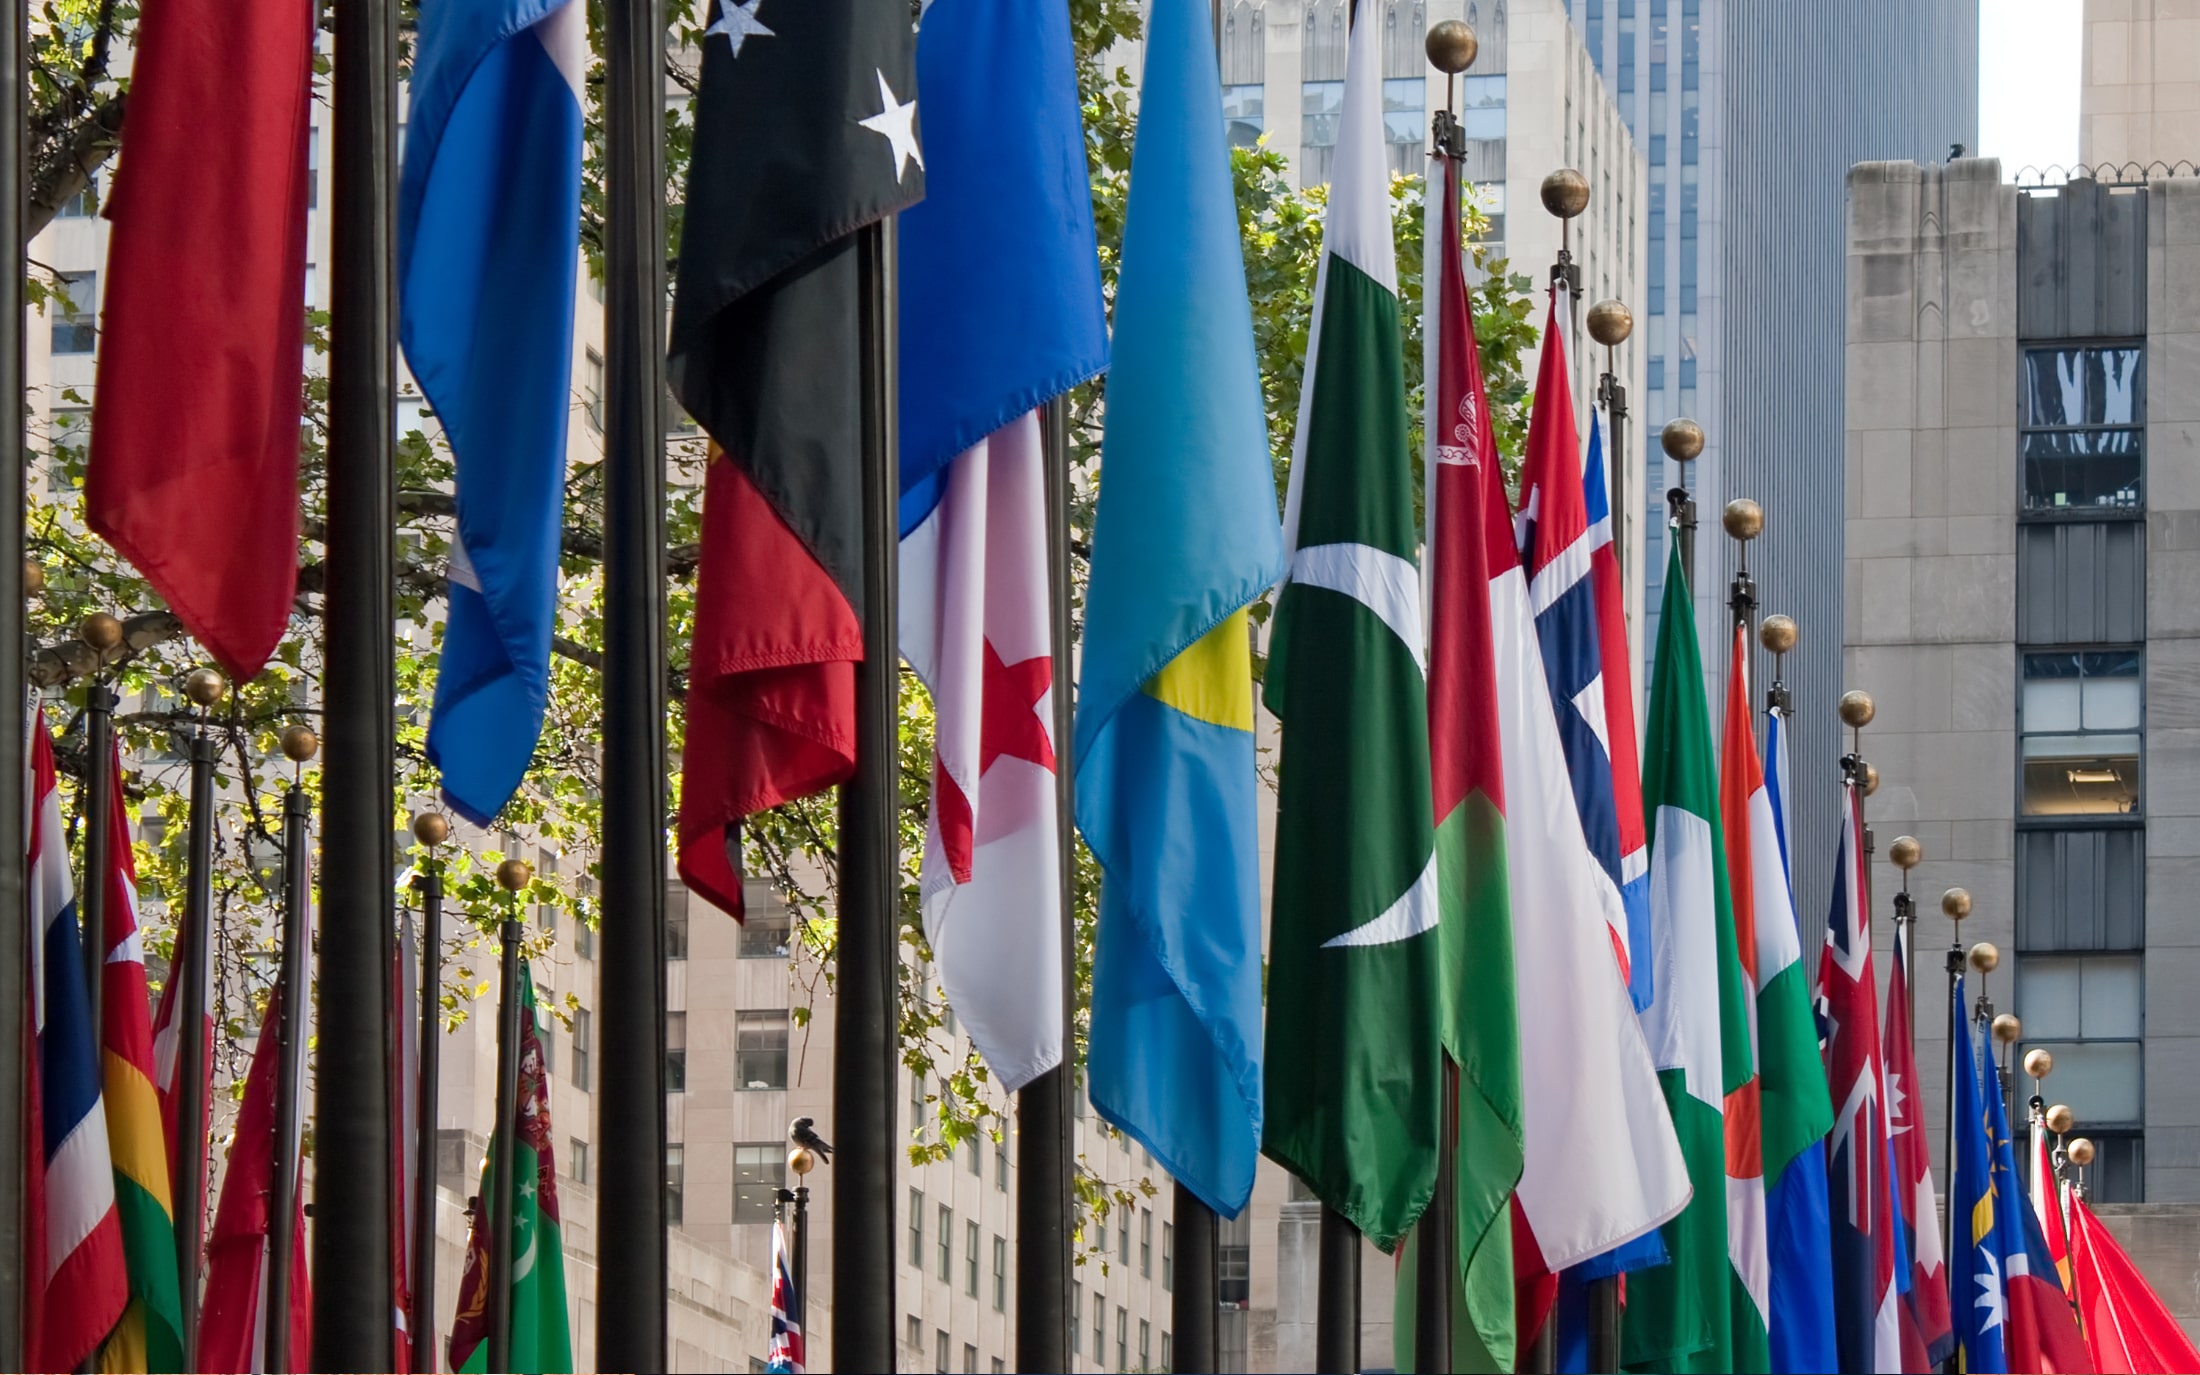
[2070,1194,2200,1374]
[86,0,314,681]
[1885,931,1954,1369]
[150,879,213,1229]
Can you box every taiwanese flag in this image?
[669,0,924,918]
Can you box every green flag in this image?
[1261,3,1439,1252]
[452,961,573,1374]
[1627,545,1756,1372]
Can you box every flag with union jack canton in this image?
[767,1213,804,1373]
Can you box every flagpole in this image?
[409,813,449,1375]
[1315,1207,1361,1374]
[318,0,400,1359]
[0,0,25,1352]
[1588,298,1633,659]
[1725,499,1762,697]
[175,667,228,1361]
[596,0,671,1365]
[834,210,903,1375]
[1661,419,1702,593]
[269,728,318,1375]
[78,630,118,1032]
[488,860,529,1375]
[1940,885,1969,1278]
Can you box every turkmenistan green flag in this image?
[1260,0,1439,1254]
[1628,545,1756,1373]
[452,962,573,1374]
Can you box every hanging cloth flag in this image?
[27,712,128,1372]
[1888,926,1954,1370]
[670,0,924,921]
[2068,1189,2200,1373]
[195,976,312,1374]
[766,1214,805,1373]
[85,0,313,682]
[898,0,1106,1091]
[1582,415,1653,1003]
[1628,547,1756,1372]
[94,740,187,1372]
[1516,324,1648,1009]
[148,864,211,1238]
[2029,1103,2073,1297]
[1263,3,1438,1251]
[398,0,586,824]
[1950,976,2007,1375]
[1078,0,1280,1218]
[1825,781,1903,1374]
[449,964,573,1373]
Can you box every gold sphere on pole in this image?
[412,811,451,847]
[1759,614,1798,656]
[1863,762,1881,796]
[1838,689,1876,729]
[1968,940,1999,973]
[788,1144,818,1178]
[80,611,123,654]
[2047,1104,2074,1134]
[1722,498,1765,541]
[1661,417,1704,462]
[1423,19,1479,73]
[1942,887,1972,920]
[1889,835,1922,870]
[1540,168,1590,219]
[496,858,532,892]
[278,725,319,763]
[2068,1137,2097,1167]
[24,559,44,596]
[1586,299,1633,347]
[182,666,228,708]
[2024,1048,2055,1079]
[1991,1012,2022,1045]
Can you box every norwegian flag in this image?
[1820,781,1902,1372]
[767,1214,804,1373]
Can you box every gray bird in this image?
[790,1116,834,1162]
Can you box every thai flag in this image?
[398,0,585,824]
[897,0,1107,1089]
[767,1215,804,1373]
[26,707,128,1371]
[1516,300,1650,1010]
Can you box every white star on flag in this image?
[858,68,923,182]
[707,0,772,57]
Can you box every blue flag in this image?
[1075,0,1284,1218]
[1951,974,2009,1373]
[398,0,584,824]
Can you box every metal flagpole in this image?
[834,209,902,1375]
[409,812,449,1375]
[1940,885,1970,1277]
[175,667,227,1360]
[1662,419,1702,593]
[0,0,26,1352]
[318,0,399,1360]
[80,649,116,1031]
[1726,498,1762,679]
[1315,1207,1361,1374]
[1021,391,1078,1373]
[269,728,318,1374]
[596,0,670,1365]
[1591,301,1633,645]
[488,859,530,1375]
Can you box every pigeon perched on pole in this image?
[790,1117,834,1163]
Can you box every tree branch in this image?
[28,90,125,239]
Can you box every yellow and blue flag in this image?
[1075,0,1283,1219]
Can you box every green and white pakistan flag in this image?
[1628,546,1759,1372]
[1261,2,1439,1251]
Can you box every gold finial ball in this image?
[2047,1103,2075,1134]
[1661,417,1704,463]
[1722,498,1765,541]
[278,724,318,762]
[1890,835,1922,870]
[788,1144,818,1177]
[412,811,451,847]
[496,858,532,892]
[1992,1012,2023,1045]
[2069,1137,2097,1167]
[182,666,228,708]
[1540,167,1590,219]
[1760,614,1798,656]
[79,611,123,653]
[1423,19,1479,74]
[1586,298,1633,347]
[1863,762,1882,797]
[1968,940,2000,973]
[2024,1047,2055,1079]
[1839,689,1877,729]
[1942,886,1972,920]
[24,559,44,596]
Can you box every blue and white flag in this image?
[399,0,584,824]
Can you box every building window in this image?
[1300,79,1344,185]
[740,907,791,958]
[736,1009,789,1089]
[1219,1208,1252,1306]
[968,1137,981,1176]
[666,1144,685,1225]
[1116,1307,1128,1371]
[1382,77,1425,174]
[2019,951,2143,1199]
[1680,90,1699,164]
[1118,1213,1130,1266]
[2022,344,2144,514]
[1140,1320,1151,1370]
[1678,356,1697,389]
[938,1204,953,1281]
[1459,73,1505,140]
[734,1143,785,1224]
[962,1344,978,1374]
[1164,1333,1174,1371]
[1647,356,1665,391]
[909,1071,927,1140]
[995,1131,1008,1190]
[1223,84,1264,148]
[574,909,592,958]
[2021,650,2141,816]
[569,1137,588,1185]
[1072,1280,1083,1354]
[966,1218,980,1296]
[908,1188,925,1266]
[1164,1221,1175,1290]
[1093,1291,1106,1364]
[667,894,689,959]
[666,1010,687,1093]
[992,1362,1003,1375]
[1140,1208,1152,1277]
[907,1316,923,1355]
[57,174,95,218]
[2073,1132,2146,1204]
[308,127,320,210]
[936,1329,949,1375]
[992,1234,1007,1311]
[585,348,606,432]
[572,1006,591,1090]
[52,271,95,355]
[1097,1214,1107,1259]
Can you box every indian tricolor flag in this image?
[1629,547,1756,1370]
[95,737,188,1371]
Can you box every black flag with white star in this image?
[669,0,923,920]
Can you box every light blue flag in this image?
[1075,0,1285,1219]
[399,0,584,824]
